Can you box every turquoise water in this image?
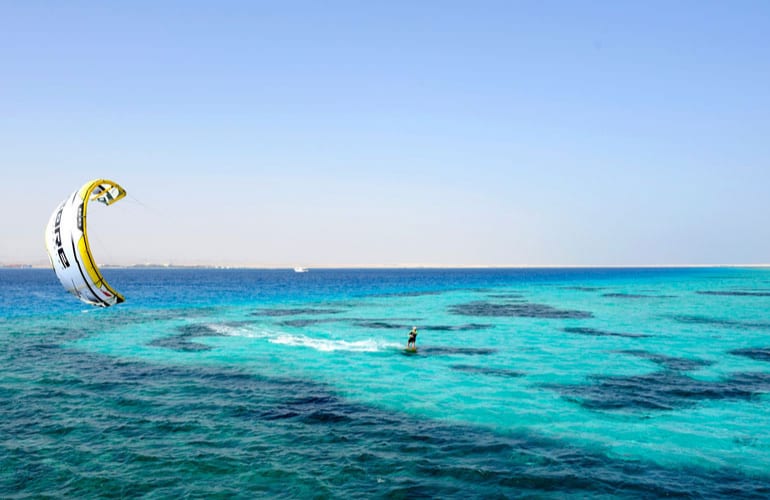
[2,267,770,497]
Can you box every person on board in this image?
[407,326,418,350]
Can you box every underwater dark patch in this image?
[221,320,262,328]
[669,315,770,330]
[422,323,494,332]
[302,409,354,424]
[548,370,770,412]
[176,323,226,337]
[281,317,392,328]
[697,290,770,297]
[563,286,605,292]
[353,321,408,330]
[563,327,650,339]
[418,346,497,356]
[370,290,446,298]
[729,348,770,362]
[670,315,740,327]
[602,293,675,299]
[148,336,213,352]
[615,349,714,371]
[146,323,228,352]
[449,301,593,319]
[450,364,524,378]
[486,293,526,300]
[359,322,495,331]
[278,318,338,327]
[318,300,363,307]
[250,308,346,317]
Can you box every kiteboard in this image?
[404,347,418,354]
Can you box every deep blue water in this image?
[2,267,770,498]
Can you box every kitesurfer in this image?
[407,326,418,350]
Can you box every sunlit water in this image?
[2,268,770,497]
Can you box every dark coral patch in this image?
[354,321,409,330]
[602,293,675,299]
[176,323,226,337]
[426,323,494,331]
[563,327,650,339]
[615,349,713,371]
[353,321,493,332]
[419,346,497,356]
[550,371,765,412]
[251,308,346,317]
[221,320,262,328]
[486,293,526,300]
[371,290,446,298]
[450,301,592,319]
[670,315,770,330]
[279,319,337,327]
[730,348,770,362]
[671,315,731,326]
[149,336,212,352]
[697,290,770,297]
[451,364,524,378]
[348,319,466,330]
[544,349,769,413]
[148,322,227,352]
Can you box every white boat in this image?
[293,267,308,273]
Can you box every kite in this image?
[44,179,126,306]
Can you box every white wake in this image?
[209,323,402,353]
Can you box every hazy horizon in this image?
[3,1,769,268]
[3,260,769,270]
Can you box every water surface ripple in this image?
[2,268,770,497]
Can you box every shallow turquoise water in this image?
[2,268,770,497]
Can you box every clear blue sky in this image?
[2,1,769,266]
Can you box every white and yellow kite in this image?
[44,179,126,307]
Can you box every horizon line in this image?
[3,262,770,270]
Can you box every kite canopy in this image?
[44,179,127,307]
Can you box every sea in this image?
[2,267,770,498]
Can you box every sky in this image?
[1,0,769,267]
